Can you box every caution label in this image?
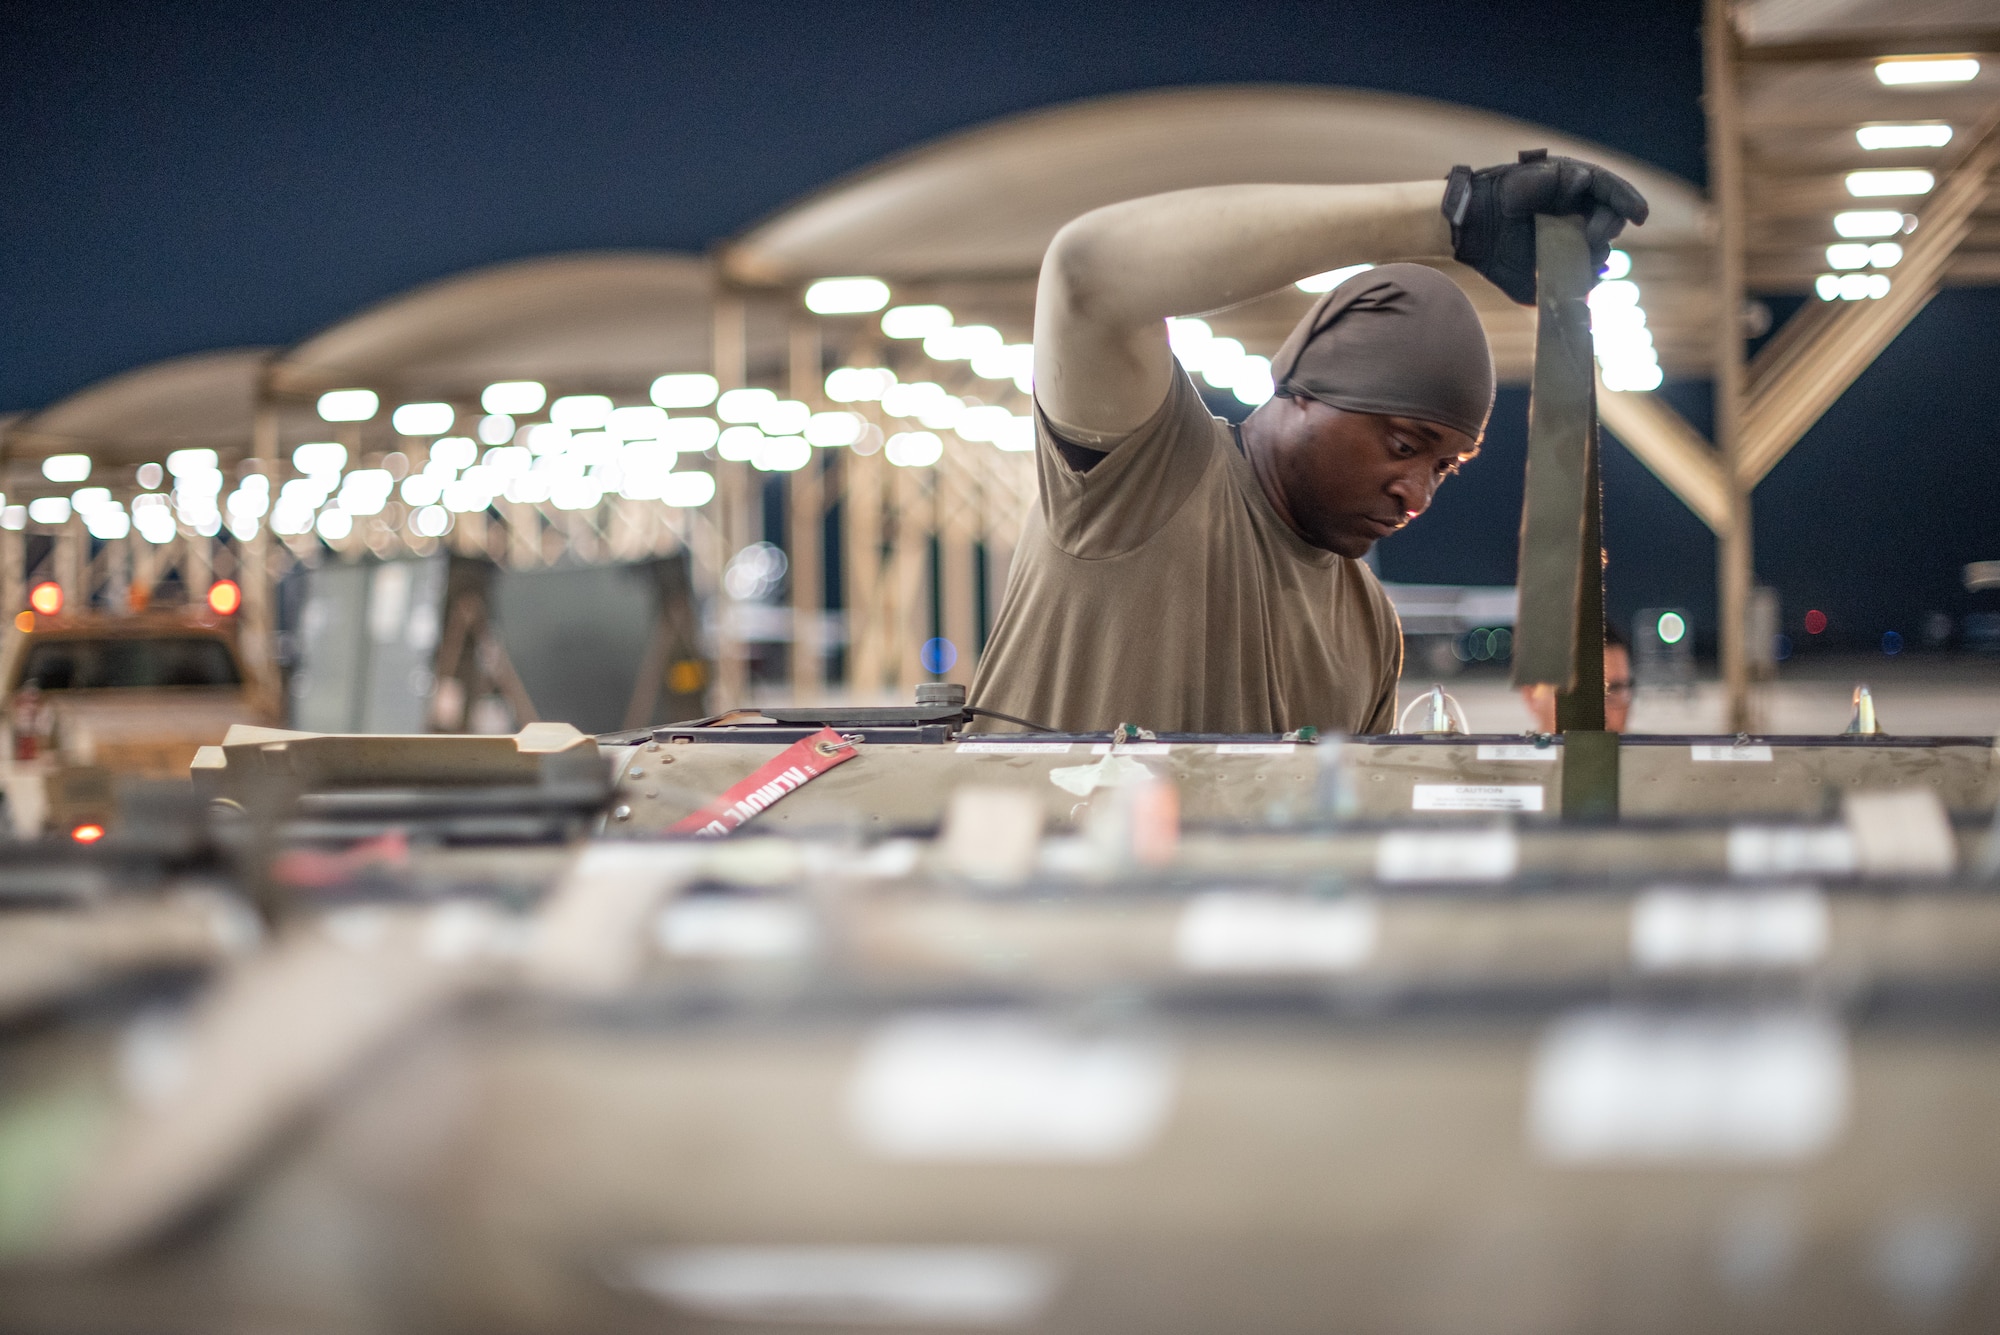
[1411,784,1545,812]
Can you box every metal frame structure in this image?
[1602,0,2000,730]
[9,64,1992,730]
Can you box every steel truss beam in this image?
[1597,386,1733,535]
[1740,104,2000,486]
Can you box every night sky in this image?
[6,0,1998,653]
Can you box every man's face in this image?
[1603,644,1633,733]
[1258,396,1479,558]
[1522,644,1634,733]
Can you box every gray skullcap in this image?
[1268,262,1495,441]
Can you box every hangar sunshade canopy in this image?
[721,83,1716,388]
[3,44,1994,715]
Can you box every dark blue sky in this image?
[5,0,1997,649]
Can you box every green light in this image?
[1657,611,1687,645]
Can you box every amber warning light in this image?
[207,580,242,615]
[28,582,62,617]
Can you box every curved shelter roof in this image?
[267,251,722,404]
[0,348,284,495]
[721,84,1716,381]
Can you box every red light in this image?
[28,582,62,617]
[1804,609,1828,635]
[207,580,242,615]
[70,823,105,844]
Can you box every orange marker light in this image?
[13,611,32,633]
[207,579,242,615]
[28,582,62,617]
[71,823,106,844]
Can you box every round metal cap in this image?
[915,682,967,708]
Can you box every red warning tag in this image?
[669,728,859,837]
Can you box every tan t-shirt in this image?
[969,368,1403,735]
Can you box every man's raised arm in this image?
[1031,181,1453,442]
[1032,156,1649,442]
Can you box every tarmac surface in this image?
[1421,652,2000,737]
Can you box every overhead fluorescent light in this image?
[1845,169,1935,198]
[1874,57,1979,86]
[1856,123,1953,150]
[804,277,891,315]
[1833,210,1909,238]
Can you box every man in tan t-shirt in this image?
[969,154,1646,736]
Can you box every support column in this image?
[940,465,978,688]
[244,390,281,712]
[102,536,129,617]
[1,529,22,649]
[502,500,540,568]
[787,316,823,696]
[131,530,161,607]
[712,292,751,707]
[844,439,885,698]
[185,529,213,599]
[54,521,84,613]
[891,464,928,699]
[1706,0,1757,733]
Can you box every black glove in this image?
[1443,149,1650,304]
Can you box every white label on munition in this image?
[1691,745,1774,762]
[1412,784,1545,812]
[1476,744,1560,761]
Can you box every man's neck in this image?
[1237,407,1308,543]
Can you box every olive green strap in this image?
[1512,213,1616,817]
[1511,213,1596,695]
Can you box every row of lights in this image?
[279,416,730,543]
[302,383,988,538]
[39,235,1683,545]
[780,291,1042,464]
[827,253,1673,400]
[1818,147,1924,299]
[780,283,1043,403]
[1810,54,1981,300]
[819,269,1387,414]
[1589,251,1664,392]
[16,448,262,544]
[317,377,723,428]
[303,377,779,537]
[296,297,1053,535]
[32,72,1985,547]
[300,266,1349,520]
